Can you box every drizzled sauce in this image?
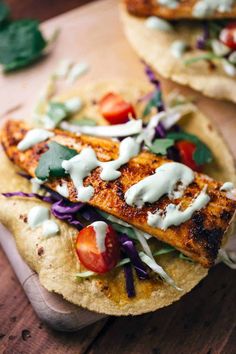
[148,186,210,230]
[91,221,108,252]
[193,0,236,18]
[62,137,140,202]
[17,129,54,151]
[125,162,195,208]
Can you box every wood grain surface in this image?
[0,0,236,353]
[5,0,97,21]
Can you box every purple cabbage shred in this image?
[144,63,165,112]
[196,22,209,50]
[51,199,85,230]
[123,263,136,298]
[2,192,54,204]
[154,121,166,138]
[119,233,148,280]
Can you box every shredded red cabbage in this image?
[2,192,54,203]
[123,263,136,298]
[155,121,166,138]
[144,63,165,112]
[196,22,209,50]
[119,233,148,280]
[51,199,84,230]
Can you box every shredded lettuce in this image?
[139,251,182,291]
[217,249,236,269]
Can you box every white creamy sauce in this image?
[42,115,57,130]
[193,0,236,18]
[31,177,44,193]
[28,206,49,228]
[42,219,60,237]
[145,16,173,31]
[125,162,194,208]
[28,206,60,237]
[64,97,83,114]
[229,51,236,64]
[62,148,98,202]
[100,137,140,181]
[220,182,234,191]
[211,39,230,57]
[91,221,108,253]
[62,137,140,202]
[222,60,236,77]
[158,0,179,8]
[67,62,89,84]
[55,59,73,78]
[17,129,54,151]
[220,182,236,200]
[148,186,210,230]
[170,40,188,58]
[56,182,69,198]
[60,119,143,138]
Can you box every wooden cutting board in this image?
[0,0,236,352]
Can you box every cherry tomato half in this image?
[76,223,120,273]
[176,140,202,172]
[99,92,136,125]
[220,22,236,50]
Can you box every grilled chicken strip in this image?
[2,120,236,267]
[125,0,236,19]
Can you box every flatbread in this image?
[120,5,236,103]
[0,80,235,316]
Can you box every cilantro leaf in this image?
[35,142,77,180]
[184,53,220,66]
[47,102,68,126]
[0,1,9,27]
[142,91,163,117]
[193,143,212,166]
[0,19,46,72]
[148,138,174,155]
[73,117,97,127]
[167,131,213,165]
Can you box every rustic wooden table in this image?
[0,1,236,353]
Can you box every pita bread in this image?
[0,80,235,316]
[120,5,236,103]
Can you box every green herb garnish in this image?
[184,53,220,66]
[142,91,163,117]
[148,138,174,155]
[35,141,77,180]
[0,19,47,72]
[72,117,97,127]
[179,253,194,263]
[167,131,213,166]
[47,102,68,126]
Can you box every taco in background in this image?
[121,1,236,103]
[0,77,235,316]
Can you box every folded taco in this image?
[0,76,235,316]
[121,0,236,103]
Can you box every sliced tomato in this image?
[176,140,202,172]
[76,223,120,273]
[220,22,236,50]
[99,92,136,125]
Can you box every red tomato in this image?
[220,22,236,50]
[76,224,120,273]
[99,92,136,124]
[176,140,202,172]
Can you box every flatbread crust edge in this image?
[120,4,236,104]
[0,80,235,316]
